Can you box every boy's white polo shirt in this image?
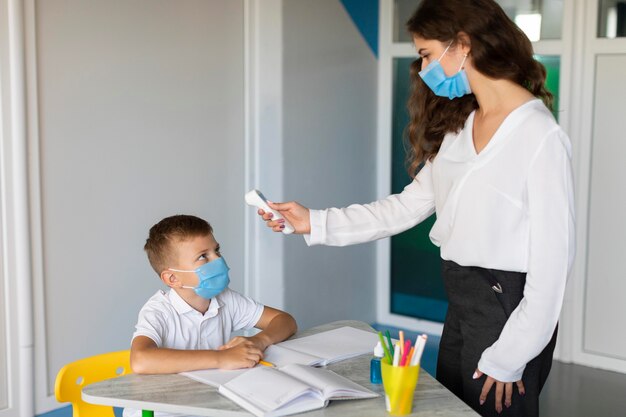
[132,287,264,350]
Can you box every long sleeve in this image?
[477,128,575,382]
[305,161,436,247]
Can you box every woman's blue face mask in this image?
[169,257,230,300]
[418,42,471,100]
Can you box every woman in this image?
[258,1,574,416]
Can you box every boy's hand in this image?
[218,336,247,350]
[217,340,263,370]
[219,336,267,351]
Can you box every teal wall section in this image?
[536,55,561,120]
[340,0,379,57]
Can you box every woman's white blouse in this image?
[305,99,575,382]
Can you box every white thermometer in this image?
[245,189,295,234]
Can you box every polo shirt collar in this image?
[204,295,222,318]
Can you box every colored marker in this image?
[411,334,428,366]
[392,342,401,366]
[406,346,415,367]
[378,331,392,363]
[400,339,411,366]
[385,330,395,357]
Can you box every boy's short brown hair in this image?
[144,214,213,274]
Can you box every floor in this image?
[540,360,626,416]
[41,324,626,417]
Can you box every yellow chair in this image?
[55,350,132,417]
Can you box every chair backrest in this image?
[55,350,132,417]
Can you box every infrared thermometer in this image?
[245,189,295,234]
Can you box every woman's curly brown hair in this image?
[405,0,553,177]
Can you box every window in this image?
[598,0,626,37]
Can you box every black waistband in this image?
[441,259,526,318]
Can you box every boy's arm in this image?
[220,307,297,352]
[130,335,263,374]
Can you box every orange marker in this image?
[406,346,415,366]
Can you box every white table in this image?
[82,320,479,416]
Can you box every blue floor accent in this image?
[36,405,71,417]
[392,293,448,323]
[370,323,440,378]
[37,405,123,417]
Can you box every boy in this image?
[129,214,297,376]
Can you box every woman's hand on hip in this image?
[474,368,525,413]
[258,201,311,234]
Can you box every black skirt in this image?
[436,259,557,417]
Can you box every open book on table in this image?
[263,325,380,367]
[218,363,378,417]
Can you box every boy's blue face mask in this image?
[169,257,230,300]
[418,42,471,99]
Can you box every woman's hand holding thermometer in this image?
[246,189,311,234]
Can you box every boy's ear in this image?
[160,270,179,288]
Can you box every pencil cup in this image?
[381,361,420,416]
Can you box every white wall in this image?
[1,1,380,415]
[26,0,245,413]
[0,2,11,409]
[282,0,378,329]
[584,54,626,361]
[565,1,626,374]
[1,0,34,415]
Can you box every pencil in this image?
[259,360,275,368]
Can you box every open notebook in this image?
[218,364,378,417]
[181,326,381,387]
[263,326,380,367]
